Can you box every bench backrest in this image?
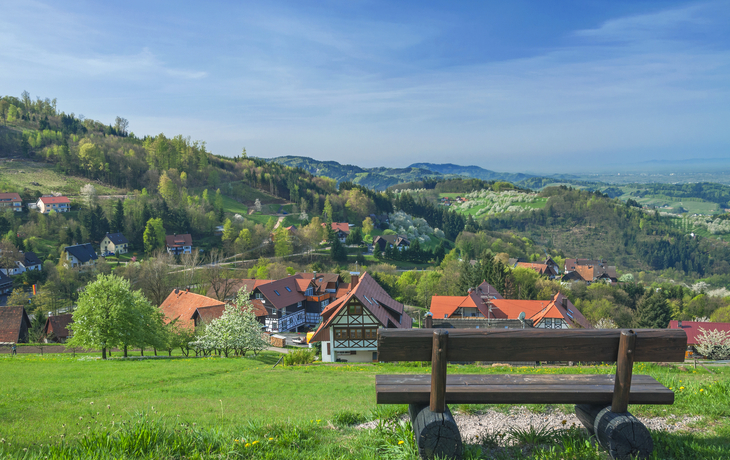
[378,328,687,363]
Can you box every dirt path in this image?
[272,216,285,230]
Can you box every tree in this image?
[254,199,262,212]
[323,196,333,222]
[274,227,292,257]
[191,287,268,357]
[139,252,177,307]
[112,199,125,233]
[143,218,166,254]
[330,237,348,263]
[158,173,178,204]
[635,292,672,329]
[221,219,235,242]
[203,249,237,301]
[235,228,252,253]
[695,327,730,360]
[362,217,374,236]
[66,274,153,359]
[114,116,129,136]
[346,227,363,245]
[6,289,29,307]
[80,184,98,207]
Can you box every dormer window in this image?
[285,286,291,292]
[274,290,280,296]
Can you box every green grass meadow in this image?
[1,353,728,459]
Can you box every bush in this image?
[695,327,730,360]
[283,349,315,366]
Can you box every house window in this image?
[348,303,362,315]
[297,301,302,308]
[274,290,280,296]
[334,328,348,340]
[351,328,363,340]
[285,286,291,292]
[365,328,377,339]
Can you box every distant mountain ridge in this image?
[267,156,539,190]
[408,162,534,183]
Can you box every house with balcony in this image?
[100,233,129,255]
[63,244,98,269]
[322,222,351,243]
[562,258,617,285]
[309,272,413,363]
[165,234,193,255]
[0,193,23,212]
[1,251,43,276]
[36,196,71,213]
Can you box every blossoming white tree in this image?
[695,327,730,360]
[191,287,268,358]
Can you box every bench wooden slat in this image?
[377,328,686,363]
[376,374,674,405]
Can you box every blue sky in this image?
[1,0,729,173]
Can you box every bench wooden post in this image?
[430,330,448,413]
[612,330,636,413]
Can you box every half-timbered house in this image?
[310,272,412,363]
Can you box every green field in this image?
[0,353,728,459]
[0,160,122,196]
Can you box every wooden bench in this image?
[376,328,687,460]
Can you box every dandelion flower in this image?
[680,386,685,390]
[253,441,259,445]
[700,389,704,392]
[245,443,251,448]
[398,440,404,445]
[268,437,274,441]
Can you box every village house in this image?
[669,320,730,356]
[165,234,193,255]
[309,272,413,363]
[0,251,43,276]
[322,222,351,243]
[100,233,129,255]
[562,258,617,284]
[36,196,71,214]
[508,257,561,279]
[373,234,410,253]
[0,193,23,212]
[0,307,31,343]
[63,244,98,269]
[43,313,74,343]
[430,281,591,329]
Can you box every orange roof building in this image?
[159,289,225,330]
[429,288,591,329]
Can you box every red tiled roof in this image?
[669,321,730,345]
[159,289,224,330]
[0,307,31,342]
[165,234,193,247]
[0,193,21,203]
[322,222,350,234]
[310,272,412,342]
[44,314,73,339]
[489,293,591,328]
[430,295,481,319]
[38,196,70,204]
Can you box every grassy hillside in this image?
[1,353,726,459]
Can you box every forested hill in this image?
[409,162,534,183]
[267,155,450,190]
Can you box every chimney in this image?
[468,287,474,294]
[186,288,190,292]
[561,298,567,308]
[351,275,359,288]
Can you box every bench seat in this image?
[376,374,674,405]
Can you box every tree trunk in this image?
[408,403,462,460]
[575,405,654,460]
[140,348,144,357]
[102,347,107,360]
[124,345,128,358]
[153,348,157,356]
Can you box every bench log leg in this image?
[408,403,463,460]
[575,404,654,460]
